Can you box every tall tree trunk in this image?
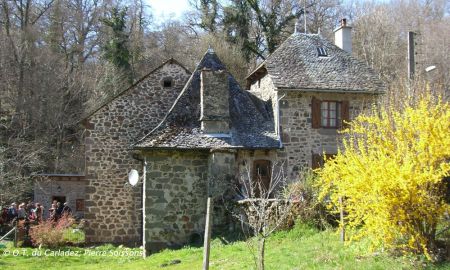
[257,237,265,270]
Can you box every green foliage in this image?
[284,170,334,230]
[2,222,449,269]
[223,0,255,61]
[317,93,450,260]
[62,228,85,244]
[246,0,306,54]
[101,6,132,82]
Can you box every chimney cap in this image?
[333,17,352,32]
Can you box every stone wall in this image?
[200,70,230,133]
[279,91,375,180]
[143,150,209,253]
[249,73,278,133]
[83,61,190,244]
[236,149,279,180]
[249,74,378,181]
[34,175,85,219]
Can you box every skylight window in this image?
[317,47,328,57]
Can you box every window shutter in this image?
[341,100,350,128]
[311,154,322,169]
[311,97,321,129]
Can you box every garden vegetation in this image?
[317,93,450,260]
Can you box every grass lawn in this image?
[1,223,449,270]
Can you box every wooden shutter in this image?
[311,97,321,129]
[253,160,272,197]
[311,154,322,169]
[341,100,350,128]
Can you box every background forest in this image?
[0,0,449,204]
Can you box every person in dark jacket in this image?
[62,202,72,216]
[55,202,64,220]
[7,203,18,221]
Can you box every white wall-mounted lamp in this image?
[425,65,436,73]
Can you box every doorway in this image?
[52,196,66,204]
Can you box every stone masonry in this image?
[83,60,190,244]
[277,91,374,179]
[73,31,384,249]
[250,75,376,180]
[143,150,209,252]
[34,175,86,219]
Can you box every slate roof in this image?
[133,51,280,150]
[247,33,385,93]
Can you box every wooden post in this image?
[13,221,17,247]
[339,197,345,242]
[202,197,213,270]
[407,31,416,80]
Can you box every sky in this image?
[146,0,191,24]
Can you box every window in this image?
[252,160,272,197]
[317,47,328,57]
[163,78,173,88]
[311,97,349,129]
[321,101,341,128]
[76,199,84,211]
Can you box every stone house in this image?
[35,19,384,253]
[33,174,85,219]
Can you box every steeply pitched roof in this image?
[247,33,385,93]
[82,58,190,121]
[133,51,280,150]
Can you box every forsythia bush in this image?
[317,94,450,259]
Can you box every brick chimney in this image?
[334,18,352,53]
[200,69,230,134]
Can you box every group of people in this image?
[0,200,72,226]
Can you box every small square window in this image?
[317,47,328,57]
[76,199,84,211]
[163,78,172,88]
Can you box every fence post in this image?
[339,197,345,242]
[202,197,213,270]
[13,220,18,248]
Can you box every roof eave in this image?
[245,62,267,80]
[132,145,281,151]
[275,87,385,95]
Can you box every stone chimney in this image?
[334,18,352,53]
[200,69,230,134]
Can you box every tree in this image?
[246,0,308,55]
[101,6,133,82]
[317,92,450,260]
[234,162,293,270]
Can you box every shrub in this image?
[29,215,77,248]
[317,93,450,260]
[285,169,334,230]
